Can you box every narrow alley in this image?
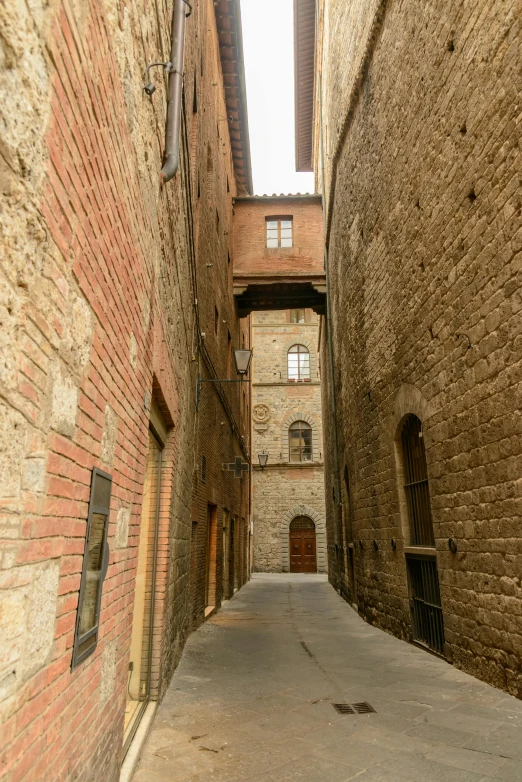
[1,0,522,778]
[132,576,522,782]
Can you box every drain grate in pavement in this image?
[332,702,376,715]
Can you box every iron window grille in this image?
[72,467,112,669]
[266,216,293,248]
[400,414,445,656]
[401,414,435,546]
[201,455,207,484]
[289,421,313,463]
[407,554,445,656]
[288,344,311,381]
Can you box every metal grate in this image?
[353,702,376,714]
[407,555,445,655]
[333,702,376,715]
[401,415,435,546]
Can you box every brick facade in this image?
[0,0,251,779]
[233,195,324,277]
[313,0,522,697]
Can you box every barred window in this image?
[401,415,434,546]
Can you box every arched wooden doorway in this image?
[289,516,317,573]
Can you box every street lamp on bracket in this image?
[196,348,253,408]
[257,452,269,471]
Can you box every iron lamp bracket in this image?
[144,61,174,96]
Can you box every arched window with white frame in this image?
[287,344,310,381]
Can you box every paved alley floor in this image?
[133,574,522,782]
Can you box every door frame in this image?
[123,426,163,757]
[281,505,326,572]
[289,517,317,573]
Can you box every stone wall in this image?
[252,310,326,573]
[317,0,522,697]
[0,0,251,778]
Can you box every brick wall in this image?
[252,310,327,573]
[318,0,522,696]
[233,197,324,275]
[0,0,251,779]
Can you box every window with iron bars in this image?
[401,414,434,546]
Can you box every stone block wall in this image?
[317,0,522,697]
[0,0,250,778]
[252,310,327,573]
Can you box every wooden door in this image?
[289,516,317,573]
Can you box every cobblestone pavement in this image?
[133,574,522,782]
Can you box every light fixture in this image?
[258,452,268,471]
[143,61,173,96]
[196,347,253,408]
[234,348,253,376]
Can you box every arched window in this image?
[287,345,310,381]
[400,414,444,655]
[289,421,312,462]
[400,414,434,546]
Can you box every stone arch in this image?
[282,411,319,462]
[389,383,434,440]
[281,504,326,573]
[281,337,318,382]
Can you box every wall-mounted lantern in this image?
[258,452,269,471]
[197,348,253,407]
[234,348,253,376]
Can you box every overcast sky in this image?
[241,0,315,196]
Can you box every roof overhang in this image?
[294,0,316,173]
[215,0,253,195]
[233,194,321,204]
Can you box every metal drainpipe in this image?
[318,72,343,552]
[160,0,187,184]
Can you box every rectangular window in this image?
[201,455,207,484]
[72,468,112,669]
[266,216,293,248]
[290,309,306,323]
